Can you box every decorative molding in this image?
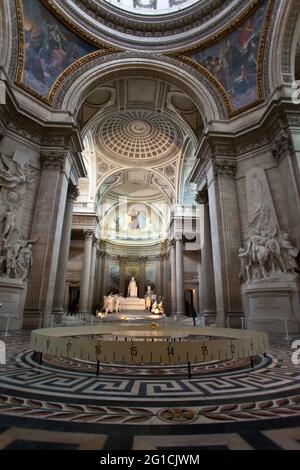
[52,52,228,119]
[170,0,275,116]
[14,0,117,106]
[48,0,249,51]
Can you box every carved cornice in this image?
[46,0,246,50]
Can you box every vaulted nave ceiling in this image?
[78,75,202,208]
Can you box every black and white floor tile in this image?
[0,332,300,450]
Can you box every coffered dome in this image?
[94,110,182,164]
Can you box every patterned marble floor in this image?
[0,331,300,450]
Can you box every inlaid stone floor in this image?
[0,331,300,450]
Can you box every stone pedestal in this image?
[121,297,146,311]
[0,278,27,330]
[241,274,300,334]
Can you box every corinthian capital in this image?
[40,151,66,170]
[195,189,208,205]
[67,183,80,202]
[215,160,236,178]
[272,132,293,161]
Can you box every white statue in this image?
[127,277,138,297]
[107,294,114,313]
[114,294,122,313]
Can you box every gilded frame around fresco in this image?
[14,0,274,116]
[14,0,118,106]
[168,0,275,117]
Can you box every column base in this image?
[51,308,66,325]
[202,312,217,326]
[226,312,244,329]
[23,307,43,330]
[0,278,26,330]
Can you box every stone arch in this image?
[52,53,228,122]
[269,0,300,90]
[95,167,176,207]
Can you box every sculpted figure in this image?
[265,235,286,273]
[238,248,251,283]
[0,154,29,188]
[114,294,122,313]
[0,207,16,239]
[0,238,7,274]
[128,277,138,297]
[247,232,269,279]
[5,242,18,278]
[280,233,299,273]
[17,243,33,280]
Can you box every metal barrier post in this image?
[241,317,245,330]
[5,315,10,337]
[282,317,290,341]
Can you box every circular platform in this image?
[31,325,269,366]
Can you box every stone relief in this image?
[0,153,36,281]
[239,167,299,283]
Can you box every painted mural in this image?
[108,263,120,294]
[103,203,162,241]
[188,0,269,111]
[21,0,96,97]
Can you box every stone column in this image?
[79,230,93,314]
[272,132,300,247]
[95,247,104,309]
[63,282,70,312]
[160,254,165,296]
[24,151,70,329]
[139,257,146,298]
[195,189,216,321]
[87,239,97,314]
[52,183,79,321]
[119,256,126,296]
[163,253,170,314]
[170,239,177,316]
[207,160,242,327]
[175,238,185,316]
[155,255,161,295]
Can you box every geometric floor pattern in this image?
[0,332,300,449]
